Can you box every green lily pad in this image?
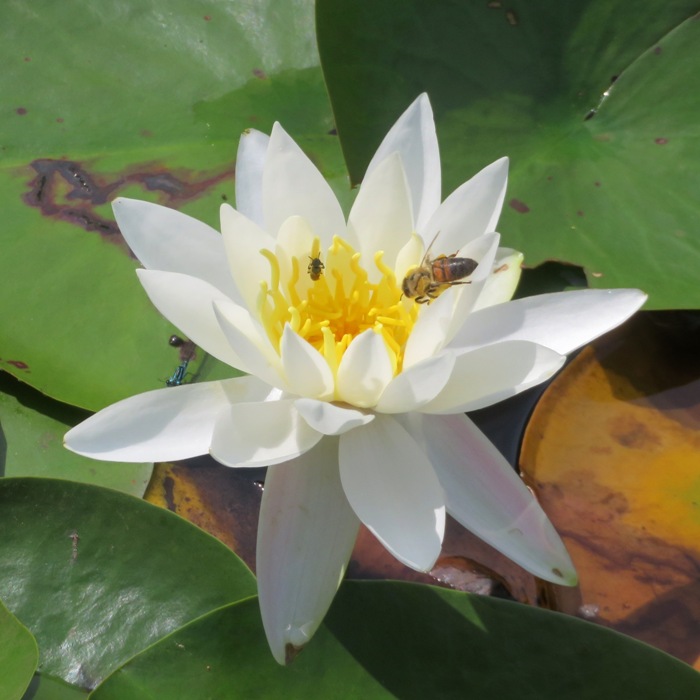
[20,676,88,700]
[0,478,255,690]
[1,0,349,412]
[90,582,700,699]
[0,597,38,700]
[317,0,700,309]
[0,372,151,495]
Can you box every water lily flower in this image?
[65,94,647,664]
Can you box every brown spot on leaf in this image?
[655,137,668,145]
[21,158,233,254]
[653,45,662,55]
[509,198,530,213]
[252,68,267,80]
[162,475,176,511]
[609,415,661,450]
[6,360,29,370]
[577,210,584,217]
[16,107,27,115]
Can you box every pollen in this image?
[258,235,417,376]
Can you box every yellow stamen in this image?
[257,234,418,380]
[259,249,280,291]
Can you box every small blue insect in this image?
[166,359,190,387]
[165,335,196,387]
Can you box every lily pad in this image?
[317,0,700,309]
[0,0,348,412]
[20,676,88,700]
[0,597,38,700]
[0,372,151,496]
[520,312,700,669]
[91,582,700,699]
[0,478,255,690]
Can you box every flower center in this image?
[257,236,418,376]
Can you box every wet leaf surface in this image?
[0,478,255,690]
[521,311,700,669]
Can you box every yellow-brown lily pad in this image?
[521,312,700,669]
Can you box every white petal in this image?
[274,215,316,290]
[422,157,509,251]
[112,198,240,302]
[339,415,445,571]
[422,340,565,414]
[263,123,346,247]
[365,94,440,232]
[348,153,414,274]
[64,377,266,462]
[402,284,458,369]
[295,398,374,436]
[257,438,360,664]
[336,330,394,407]
[235,128,269,227]
[136,269,244,369]
[394,232,424,281]
[220,204,277,314]
[457,232,501,283]
[443,232,502,344]
[376,353,455,413]
[213,298,285,388]
[281,325,334,399]
[210,399,322,467]
[403,413,577,584]
[449,289,648,355]
[472,248,524,311]
[403,234,500,369]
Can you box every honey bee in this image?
[307,253,325,281]
[402,233,478,304]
